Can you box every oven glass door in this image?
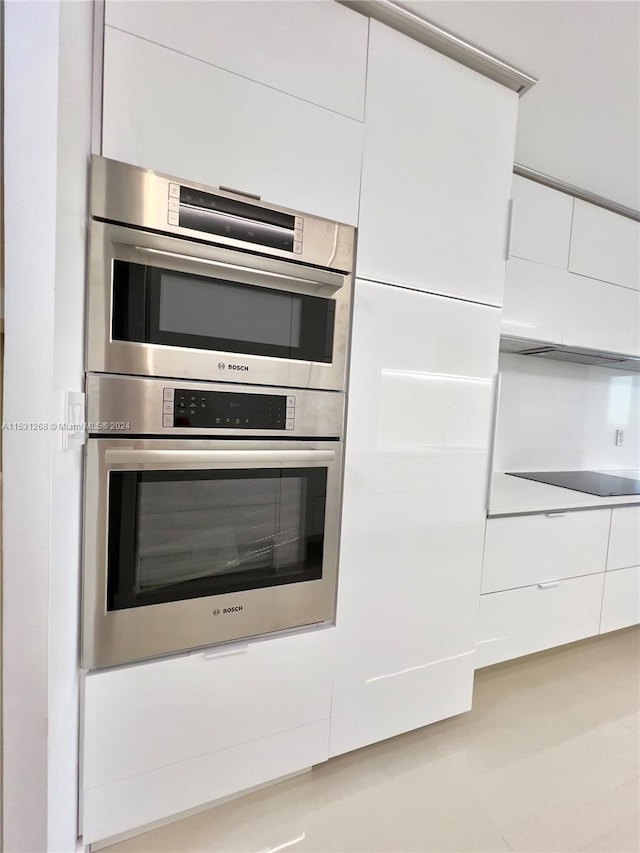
[107,464,328,611]
[112,259,336,364]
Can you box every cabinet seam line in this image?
[105,25,366,125]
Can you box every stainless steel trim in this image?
[87,221,353,391]
[514,164,640,223]
[82,435,343,670]
[105,448,337,465]
[340,0,537,95]
[86,375,345,437]
[90,156,356,271]
[90,0,104,155]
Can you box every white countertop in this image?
[488,470,640,516]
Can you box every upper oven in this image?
[87,156,356,391]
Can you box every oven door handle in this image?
[105,448,337,466]
[129,245,344,294]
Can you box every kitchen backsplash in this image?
[493,353,640,472]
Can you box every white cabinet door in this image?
[105,0,368,120]
[356,21,517,306]
[330,280,500,757]
[501,257,567,343]
[482,509,610,594]
[607,506,640,570]
[562,273,640,356]
[82,627,334,841]
[477,573,605,668]
[600,566,640,633]
[569,200,640,291]
[509,176,574,269]
[102,27,364,225]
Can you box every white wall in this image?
[2,2,93,850]
[494,354,640,473]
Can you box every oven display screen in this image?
[172,389,290,430]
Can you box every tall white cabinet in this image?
[330,281,502,756]
[330,22,518,756]
[356,21,517,306]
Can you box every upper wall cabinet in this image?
[102,27,364,224]
[356,21,518,307]
[104,0,368,120]
[569,200,640,291]
[509,176,573,269]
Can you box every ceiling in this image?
[401,1,640,211]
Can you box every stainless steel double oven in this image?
[83,157,355,670]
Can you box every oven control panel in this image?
[163,388,295,430]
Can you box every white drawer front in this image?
[482,509,610,594]
[82,720,329,845]
[105,0,368,120]
[509,176,573,269]
[83,627,334,789]
[501,258,566,344]
[477,573,605,668]
[607,506,640,570]
[569,200,640,291]
[600,566,640,634]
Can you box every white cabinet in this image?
[501,257,567,343]
[104,0,368,120]
[607,506,640,570]
[330,279,500,757]
[356,21,517,306]
[477,573,605,668]
[102,27,364,224]
[482,509,611,594]
[501,260,640,357]
[600,566,640,633]
[563,274,640,357]
[569,200,640,291]
[82,627,334,844]
[509,176,573,269]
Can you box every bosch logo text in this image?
[218,362,248,372]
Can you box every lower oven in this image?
[82,375,344,670]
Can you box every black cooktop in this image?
[507,470,640,497]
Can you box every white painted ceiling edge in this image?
[400,0,640,212]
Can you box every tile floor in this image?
[106,627,640,852]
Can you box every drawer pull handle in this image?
[545,512,567,518]
[202,643,249,661]
[538,581,561,589]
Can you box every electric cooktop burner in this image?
[507,471,640,497]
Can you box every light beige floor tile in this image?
[619,709,640,736]
[511,777,640,851]
[442,719,639,844]
[581,813,640,853]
